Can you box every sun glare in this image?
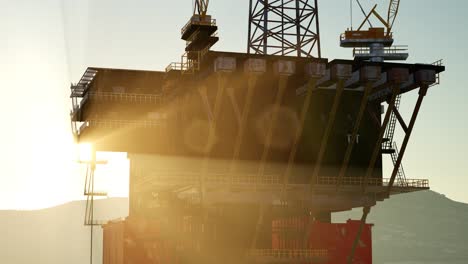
[75,143,130,198]
[77,143,93,162]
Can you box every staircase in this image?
[81,160,109,226]
[382,95,408,186]
[390,142,408,187]
[383,94,401,150]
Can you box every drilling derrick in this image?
[248,0,321,58]
[69,0,445,263]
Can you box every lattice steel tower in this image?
[247,0,321,58]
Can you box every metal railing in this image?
[340,31,393,41]
[181,17,217,35]
[430,59,443,87]
[135,172,429,189]
[165,62,184,72]
[78,121,89,135]
[142,171,282,186]
[432,59,444,66]
[87,119,164,129]
[317,176,428,188]
[248,249,328,259]
[88,92,163,104]
[353,45,408,56]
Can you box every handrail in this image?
[88,92,163,104]
[248,249,328,259]
[353,45,408,56]
[144,171,282,185]
[166,62,184,72]
[87,119,164,128]
[432,59,444,66]
[135,172,429,189]
[181,17,217,35]
[340,31,393,41]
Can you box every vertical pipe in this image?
[387,86,427,193]
[282,0,285,55]
[314,0,322,58]
[247,0,253,54]
[310,80,345,189]
[264,0,269,54]
[89,150,96,264]
[337,82,373,189]
[363,86,400,191]
[296,0,302,57]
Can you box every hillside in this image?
[334,191,468,263]
[0,191,467,264]
[0,198,128,264]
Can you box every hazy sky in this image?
[2,0,467,209]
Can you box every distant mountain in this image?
[0,198,128,264]
[334,191,468,264]
[0,191,467,264]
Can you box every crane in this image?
[341,0,407,62]
[353,0,400,36]
[168,0,218,74]
[387,0,401,35]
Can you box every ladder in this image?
[382,95,407,186]
[390,142,408,187]
[82,160,109,226]
[383,94,401,150]
[81,158,108,264]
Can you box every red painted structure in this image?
[104,217,372,264]
[272,218,373,264]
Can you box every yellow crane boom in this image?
[355,0,402,36]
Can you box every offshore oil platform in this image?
[70,0,445,263]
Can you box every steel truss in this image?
[248,0,321,58]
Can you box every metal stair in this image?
[383,94,401,150]
[390,142,408,187]
[382,95,408,187]
[81,160,108,226]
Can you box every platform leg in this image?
[310,80,345,189]
[256,75,289,189]
[337,82,373,189]
[387,86,428,193]
[229,74,259,186]
[282,78,318,198]
[347,206,371,264]
[363,85,400,191]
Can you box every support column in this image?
[387,86,428,193]
[363,85,400,191]
[310,80,345,189]
[229,74,259,186]
[347,206,371,264]
[282,78,318,197]
[199,72,228,205]
[256,75,289,188]
[337,81,373,189]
